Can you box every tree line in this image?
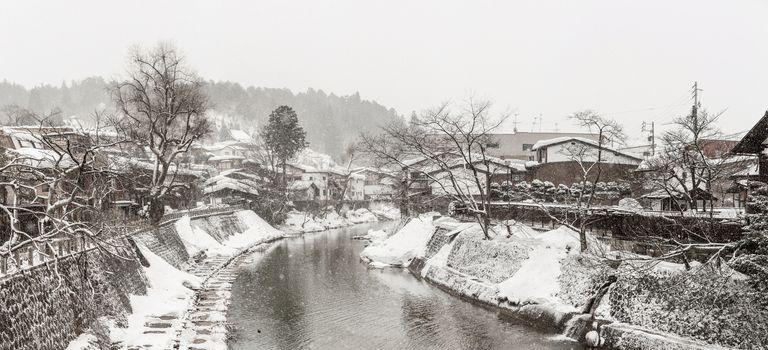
[0,74,399,161]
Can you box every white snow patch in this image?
[360,213,438,266]
[496,226,580,312]
[175,216,233,256]
[110,245,201,349]
[65,333,98,350]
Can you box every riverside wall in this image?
[0,209,253,350]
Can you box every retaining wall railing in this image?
[0,205,247,278]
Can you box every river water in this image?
[227,223,582,350]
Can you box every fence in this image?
[484,202,744,243]
[0,205,247,278]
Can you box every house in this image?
[642,187,717,212]
[425,157,528,198]
[288,180,320,201]
[346,172,365,201]
[531,137,642,165]
[528,137,642,187]
[0,126,99,239]
[484,131,600,161]
[728,110,768,212]
[286,164,333,200]
[731,110,768,182]
[353,168,399,200]
[202,141,248,173]
[203,168,264,205]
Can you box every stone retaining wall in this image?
[0,238,147,350]
[0,208,252,350]
[133,225,191,270]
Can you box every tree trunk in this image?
[148,197,165,225]
[483,214,492,239]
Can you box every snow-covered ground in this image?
[361,215,587,312]
[496,226,581,312]
[279,205,400,234]
[67,210,284,350]
[109,246,202,349]
[359,212,438,267]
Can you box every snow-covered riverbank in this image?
[66,210,285,350]
[278,205,400,234]
[360,214,758,350]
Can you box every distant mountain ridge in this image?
[0,78,402,159]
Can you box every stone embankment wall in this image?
[0,208,252,350]
[415,226,761,350]
[0,237,146,350]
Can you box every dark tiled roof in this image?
[732,110,768,154]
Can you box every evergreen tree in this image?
[261,105,308,190]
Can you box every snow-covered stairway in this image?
[172,246,266,350]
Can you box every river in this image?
[227,222,582,350]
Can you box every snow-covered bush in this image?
[609,262,768,348]
[446,231,534,283]
[557,254,613,311]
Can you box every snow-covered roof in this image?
[6,148,76,168]
[113,156,205,177]
[208,155,245,162]
[204,177,259,196]
[421,154,527,174]
[531,137,599,151]
[287,163,321,173]
[229,129,253,143]
[288,180,317,191]
[202,140,245,152]
[352,167,398,178]
[532,136,642,161]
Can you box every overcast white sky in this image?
[1,0,766,142]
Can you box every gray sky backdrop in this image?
[1,0,766,143]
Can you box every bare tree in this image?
[525,111,627,251]
[110,43,212,224]
[360,98,508,239]
[0,105,39,126]
[644,109,734,214]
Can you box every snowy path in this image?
[116,248,267,350]
[174,245,272,350]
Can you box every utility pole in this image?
[692,81,702,127]
[538,114,543,132]
[512,113,519,132]
[689,81,703,210]
[641,121,655,156]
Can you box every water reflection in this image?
[228,223,581,350]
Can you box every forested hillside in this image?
[0,78,401,159]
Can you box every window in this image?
[522,144,533,151]
[309,176,314,180]
[487,143,500,149]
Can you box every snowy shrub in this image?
[446,232,534,283]
[609,262,768,349]
[557,254,613,311]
